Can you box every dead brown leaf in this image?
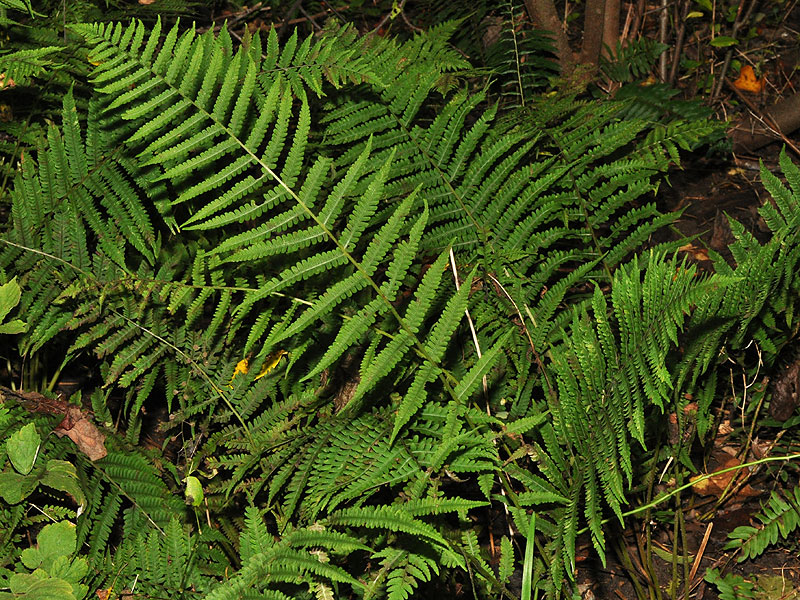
[691,455,759,499]
[733,65,766,93]
[54,406,107,461]
[678,243,710,262]
[0,386,107,461]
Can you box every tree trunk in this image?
[602,0,620,59]
[580,0,606,68]
[522,0,575,74]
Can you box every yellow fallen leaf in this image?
[678,243,710,261]
[233,358,249,376]
[227,358,250,388]
[733,65,765,93]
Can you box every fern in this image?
[704,569,757,600]
[601,38,667,83]
[371,546,440,600]
[483,0,558,106]
[5,12,800,600]
[0,46,63,87]
[724,483,800,561]
[97,517,218,596]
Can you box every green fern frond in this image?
[367,546,440,600]
[326,505,448,547]
[205,528,369,600]
[725,483,800,561]
[760,149,800,233]
[483,1,557,106]
[0,46,63,86]
[105,517,215,597]
[240,505,274,563]
[93,446,186,533]
[704,569,757,600]
[259,25,384,96]
[601,37,667,83]
[498,535,515,584]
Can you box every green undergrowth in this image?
[0,7,799,600]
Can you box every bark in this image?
[731,90,800,153]
[522,0,575,74]
[602,0,620,59]
[580,0,606,67]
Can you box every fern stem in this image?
[669,496,680,599]
[677,494,690,600]
[622,453,800,520]
[486,271,554,396]
[642,440,662,600]
[506,0,526,107]
[636,528,661,600]
[448,248,489,410]
[612,530,650,600]
[705,360,766,515]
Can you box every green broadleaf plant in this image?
[0,278,27,335]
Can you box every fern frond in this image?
[0,46,63,87]
[259,25,384,96]
[326,505,448,547]
[725,483,800,561]
[93,446,186,533]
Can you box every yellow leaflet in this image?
[227,352,287,387]
[226,358,250,388]
[233,359,250,376]
[255,350,288,380]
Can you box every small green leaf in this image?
[0,469,38,504]
[686,11,704,18]
[7,422,40,475]
[21,522,77,572]
[0,277,22,322]
[41,460,86,508]
[0,319,27,334]
[651,545,693,564]
[8,572,76,600]
[184,475,204,507]
[709,36,737,47]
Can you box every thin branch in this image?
[369,0,407,35]
[668,0,691,85]
[448,249,489,412]
[711,0,760,102]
